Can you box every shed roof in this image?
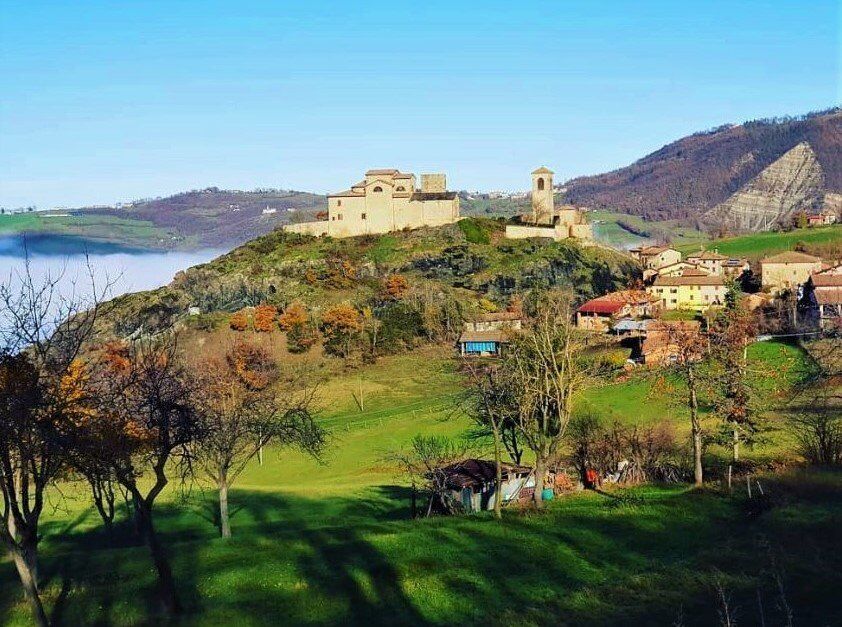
[578,290,658,315]
[813,273,842,287]
[459,330,508,344]
[437,459,532,490]
[816,288,842,306]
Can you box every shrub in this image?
[229,309,249,331]
[458,218,490,244]
[253,304,277,333]
[377,303,424,354]
[383,274,409,300]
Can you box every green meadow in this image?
[677,225,842,259]
[3,341,840,626]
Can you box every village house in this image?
[647,269,727,311]
[576,290,661,332]
[457,312,522,356]
[284,169,460,238]
[760,251,824,293]
[803,265,842,329]
[807,210,837,227]
[630,245,683,276]
[504,168,593,242]
[641,320,703,365]
[686,249,729,275]
[437,459,536,513]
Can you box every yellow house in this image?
[647,270,727,311]
[285,169,460,238]
[760,251,824,292]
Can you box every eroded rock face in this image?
[706,142,824,230]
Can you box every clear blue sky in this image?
[1,0,839,208]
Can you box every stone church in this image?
[505,167,593,242]
[285,169,460,238]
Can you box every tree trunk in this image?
[732,425,740,463]
[533,456,546,508]
[219,471,231,539]
[10,544,48,627]
[136,502,181,616]
[492,425,503,520]
[688,366,703,486]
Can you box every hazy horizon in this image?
[2,1,839,208]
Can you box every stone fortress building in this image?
[504,167,593,242]
[284,168,460,238]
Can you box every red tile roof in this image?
[578,290,657,315]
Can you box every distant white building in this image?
[262,207,278,215]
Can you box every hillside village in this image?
[3,158,842,625]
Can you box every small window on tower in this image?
[361,213,367,220]
[337,199,342,206]
[338,214,343,221]
[537,178,545,191]
[396,186,405,192]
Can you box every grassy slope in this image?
[589,210,708,250]
[0,213,175,250]
[3,341,838,626]
[676,224,842,259]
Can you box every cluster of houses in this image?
[572,243,842,354]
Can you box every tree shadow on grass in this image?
[2,482,840,626]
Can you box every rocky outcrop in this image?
[705,142,825,231]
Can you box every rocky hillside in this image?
[565,108,842,226]
[79,188,325,248]
[705,142,825,230]
[102,219,639,339]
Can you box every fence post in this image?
[746,474,752,499]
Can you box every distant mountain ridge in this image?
[79,188,325,248]
[565,108,842,227]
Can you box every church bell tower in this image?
[531,166,555,225]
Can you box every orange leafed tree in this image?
[253,304,277,333]
[321,303,363,357]
[278,302,308,331]
[229,309,249,331]
[383,274,409,300]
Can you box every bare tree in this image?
[665,323,707,486]
[461,360,519,519]
[505,291,590,507]
[193,340,324,538]
[0,255,110,626]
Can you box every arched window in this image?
[537,178,545,191]
[372,186,383,192]
[337,199,342,206]
[396,186,405,192]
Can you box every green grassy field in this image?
[589,210,707,250]
[676,225,842,259]
[0,213,174,250]
[1,343,839,626]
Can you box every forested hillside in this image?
[565,108,842,222]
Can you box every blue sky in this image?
[1,0,839,208]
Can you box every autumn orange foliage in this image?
[278,302,308,331]
[226,340,275,390]
[383,274,409,300]
[253,304,278,333]
[229,309,249,331]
